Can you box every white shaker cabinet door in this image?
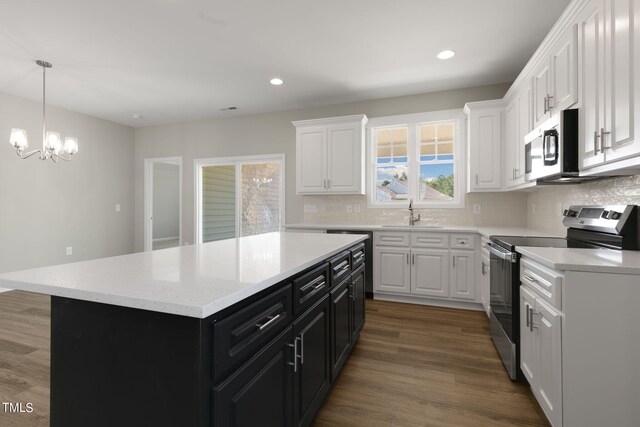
[373,247,411,294]
[411,249,449,298]
[520,286,538,385]
[450,250,475,301]
[534,299,563,427]
[327,123,361,193]
[296,126,327,193]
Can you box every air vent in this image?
[219,106,238,111]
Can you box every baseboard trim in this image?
[373,293,483,311]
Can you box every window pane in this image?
[202,165,236,242]
[420,143,436,156]
[375,165,408,201]
[240,162,281,237]
[418,163,454,201]
[420,125,436,143]
[377,146,391,160]
[437,123,454,141]
[437,142,454,156]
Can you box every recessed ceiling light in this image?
[131,114,143,119]
[436,50,456,60]
[270,78,284,86]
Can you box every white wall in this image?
[152,162,180,240]
[0,91,135,281]
[134,83,512,251]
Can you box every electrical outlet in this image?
[115,204,121,212]
[346,204,353,213]
[66,247,73,256]
[473,204,481,215]
[354,204,361,213]
[303,204,317,213]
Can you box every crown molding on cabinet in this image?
[292,114,368,128]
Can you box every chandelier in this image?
[9,60,78,162]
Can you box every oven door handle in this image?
[486,242,517,263]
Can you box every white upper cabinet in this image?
[533,24,578,128]
[465,100,503,192]
[578,0,639,171]
[293,115,367,195]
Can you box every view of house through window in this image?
[199,155,284,243]
[372,113,461,208]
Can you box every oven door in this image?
[488,249,517,341]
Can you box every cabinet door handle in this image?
[453,256,456,268]
[257,313,281,331]
[327,179,331,189]
[594,130,600,155]
[481,261,486,276]
[526,304,530,327]
[523,274,538,284]
[406,253,409,264]
[287,338,299,373]
[475,173,479,185]
[412,254,415,265]
[299,335,304,365]
[529,307,538,332]
[515,168,519,178]
[601,128,612,151]
[547,95,554,111]
[543,95,548,113]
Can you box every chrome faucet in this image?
[408,198,421,226]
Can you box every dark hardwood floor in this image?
[0,291,548,426]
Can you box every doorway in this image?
[144,157,182,251]
[194,154,285,244]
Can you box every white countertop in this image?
[516,246,640,275]
[284,223,557,239]
[0,232,368,318]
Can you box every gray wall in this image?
[0,91,135,282]
[134,83,511,251]
[152,162,180,240]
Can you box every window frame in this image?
[367,109,466,209]
[194,153,286,244]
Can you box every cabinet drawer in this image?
[329,250,351,286]
[293,262,330,316]
[411,233,449,248]
[450,234,476,249]
[520,258,563,309]
[351,243,366,269]
[212,284,292,382]
[374,232,410,247]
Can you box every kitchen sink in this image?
[380,224,444,229]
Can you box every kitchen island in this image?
[0,232,369,427]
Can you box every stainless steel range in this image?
[487,205,640,380]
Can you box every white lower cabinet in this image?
[478,238,491,316]
[520,259,563,427]
[374,231,479,308]
[411,249,449,297]
[373,247,410,294]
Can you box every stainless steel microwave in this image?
[524,109,579,183]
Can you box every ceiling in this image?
[0,0,571,128]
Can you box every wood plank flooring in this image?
[0,291,548,426]
[313,300,550,427]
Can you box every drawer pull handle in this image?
[257,313,281,331]
[354,252,364,261]
[333,260,349,272]
[313,281,326,291]
[523,274,538,284]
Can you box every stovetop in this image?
[489,235,598,251]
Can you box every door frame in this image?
[194,154,286,244]
[144,157,183,252]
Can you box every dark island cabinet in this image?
[50,242,367,427]
[293,294,331,426]
[213,326,294,427]
[351,264,366,342]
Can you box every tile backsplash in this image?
[302,192,529,227]
[527,175,640,235]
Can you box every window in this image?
[195,154,285,243]
[369,110,465,208]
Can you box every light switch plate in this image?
[115,204,121,212]
[66,247,73,256]
[473,204,481,215]
[304,204,317,213]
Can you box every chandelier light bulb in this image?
[46,131,62,154]
[10,128,28,149]
[64,137,78,154]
